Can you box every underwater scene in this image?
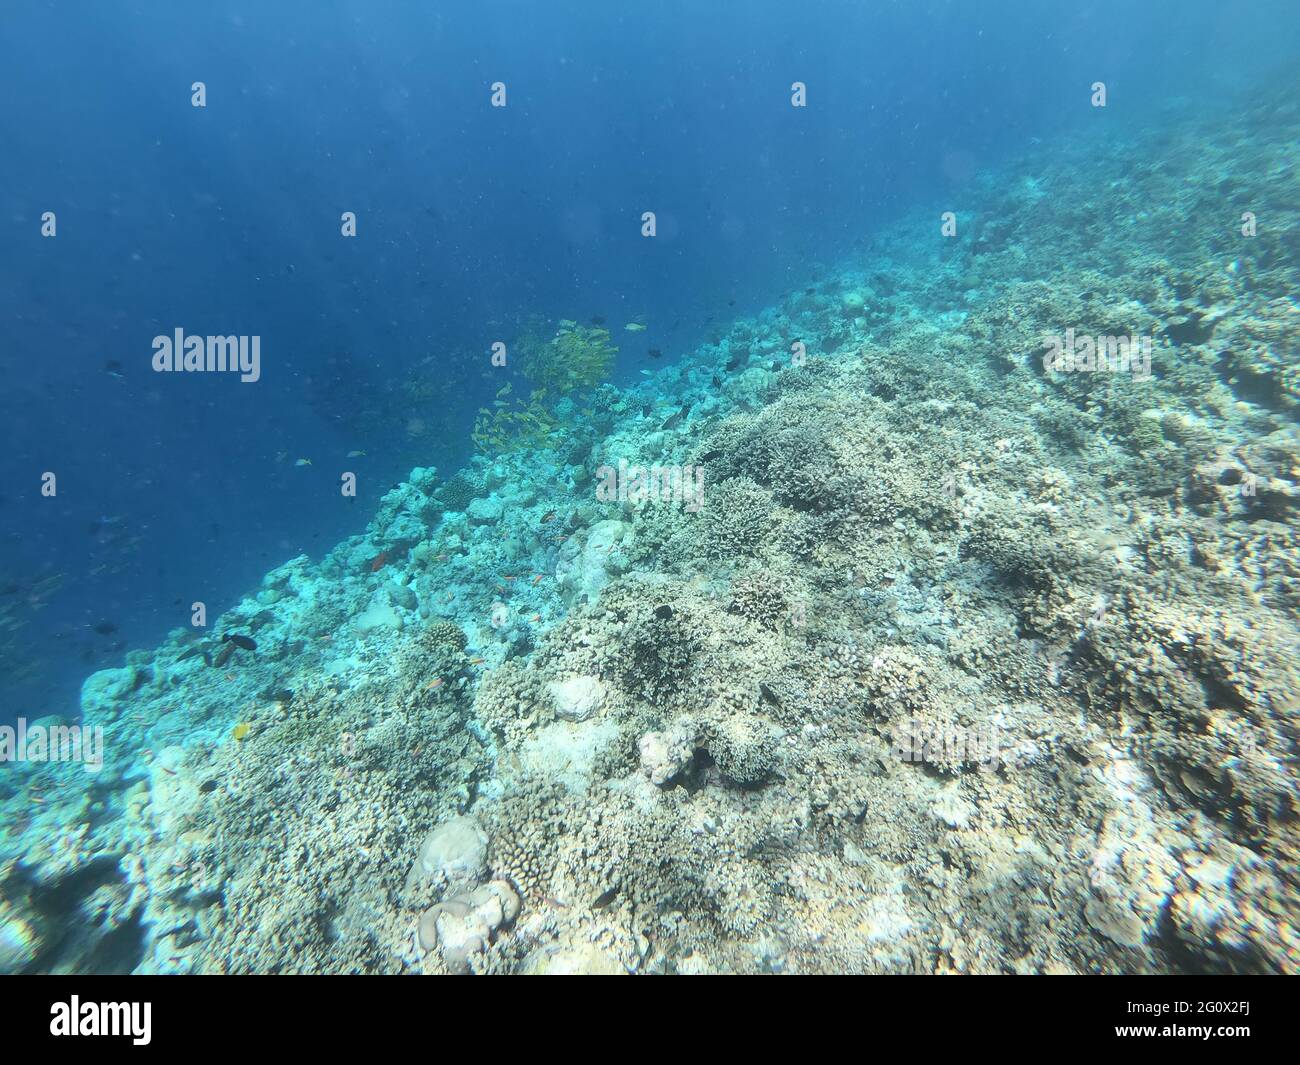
[0,1,1297,977]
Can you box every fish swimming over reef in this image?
[660,403,691,431]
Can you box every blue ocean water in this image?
[0,2,1297,978]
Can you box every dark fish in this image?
[728,299,736,307]
[660,403,691,431]
[654,605,673,620]
[647,347,662,359]
[805,287,816,295]
[698,449,723,463]
[590,315,606,326]
[710,374,721,388]
[725,351,744,371]
[175,645,207,663]
[104,360,125,378]
[0,582,21,596]
[93,621,118,636]
[222,633,257,652]
[759,682,782,708]
[211,642,235,668]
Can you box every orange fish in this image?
[425,678,445,691]
[369,551,390,573]
[531,574,544,586]
[469,656,485,665]
[530,613,542,623]
[502,575,517,582]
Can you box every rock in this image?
[555,519,630,606]
[638,720,699,786]
[518,940,626,975]
[0,905,42,974]
[547,675,606,722]
[410,816,488,889]
[929,784,975,829]
[354,601,402,634]
[418,880,520,971]
[1084,894,1146,948]
[466,496,504,525]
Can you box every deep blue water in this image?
[1,0,1296,723]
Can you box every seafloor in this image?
[1,81,1297,975]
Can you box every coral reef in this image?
[2,78,1297,976]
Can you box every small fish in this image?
[590,315,606,326]
[531,574,544,586]
[223,633,257,652]
[295,458,312,467]
[347,449,367,458]
[469,656,486,665]
[529,613,542,622]
[540,511,557,523]
[725,351,743,371]
[425,677,445,691]
[104,360,125,378]
[759,682,782,708]
[654,605,673,620]
[501,575,516,582]
[624,322,646,333]
[369,551,390,573]
[647,347,662,359]
[699,449,723,463]
[93,621,118,636]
